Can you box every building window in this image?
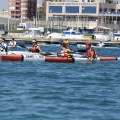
[66,6,79,13]
[82,6,96,14]
[49,6,62,13]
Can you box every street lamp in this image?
[49,10,52,33]
[36,0,38,27]
[76,13,79,31]
[82,7,85,29]
[21,1,23,23]
[115,6,117,32]
[8,11,10,36]
[108,12,110,29]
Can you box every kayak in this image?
[77,44,120,49]
[1,54,120,63]
[1,51,83,58]
[1,51,40,55]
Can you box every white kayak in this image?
[1,54,120,63]
[1,51,83,58]
[77,44,120,49]
[1,51,40,55]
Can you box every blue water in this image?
[0,45,120,120]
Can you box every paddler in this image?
[57,41,72,58]
[64,39,73,51]
[9,38,16,47]
[97,41,104,48]
[0,38,8,53]
[85,41,98,59]
[28,39,42,54]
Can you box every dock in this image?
[2,36,120,45]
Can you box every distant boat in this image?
[46,32,65,39]
[20,27,44,38]
[92,31,111,41]
[63,29,84,39]
[47,29,84,40]
[0,30,5,37]
[114,33,120,40]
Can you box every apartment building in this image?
[8,0,37,20]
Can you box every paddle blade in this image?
[77,49,87,53]
[18,44,27,48]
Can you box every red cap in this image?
[86,41,91,45]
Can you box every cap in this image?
[32,39,37,43]
[86,41,91,46]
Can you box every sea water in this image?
[0,45,120,120]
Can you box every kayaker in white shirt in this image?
[0,38,8,53]
[97,41,105,48]
[9,38,16,47]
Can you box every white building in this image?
[46,0,120,31]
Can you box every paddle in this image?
[75,49,87,53]
[18,44,87,56]
[18,44,28,49]
[69,44,86,53]
[18,44,55,56]
[41,52,53,56]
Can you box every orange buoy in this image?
[1,55,23,61]
[45,57,74,63]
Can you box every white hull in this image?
[20,56,120,63]
[77,44,120,49]
[47,32,84,40]
[1,51,83,58]
[1,54,120,63]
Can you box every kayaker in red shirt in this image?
[86,41,98,59]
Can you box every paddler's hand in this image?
[88,57,93,61]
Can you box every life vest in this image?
[62,53,72,58]
[92,48,98,58]
[87,48,97,58]
[31,45,39,53]
[10,41,14,46]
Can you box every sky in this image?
[0,0,120,10]
[0,0,42,10]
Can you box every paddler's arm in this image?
[37,45,42,54]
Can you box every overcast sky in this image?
[0,0,119,10]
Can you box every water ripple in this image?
[0,48,120,120]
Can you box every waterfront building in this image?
[8,0,37,20]
[37,4,45,20]
[42,0,64,13]
[46,0,120,32]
